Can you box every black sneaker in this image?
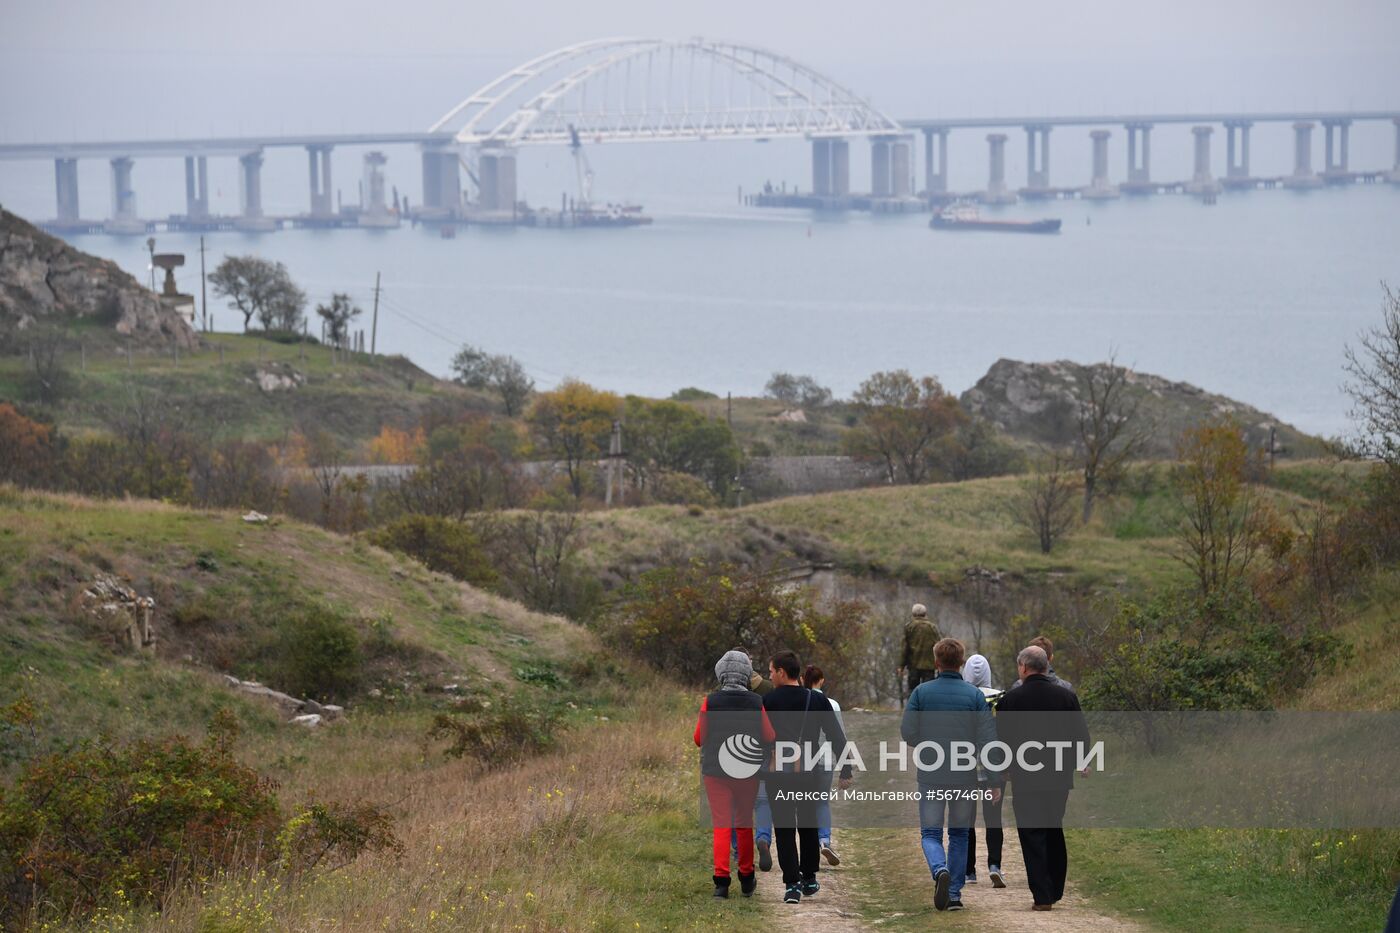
[739,872,756,897]
[947,899,965,911]
[801,877,820,897]
[757,840,773,873]
[713,876,730,899]
[784,884,802,904]
[933,868,951,911]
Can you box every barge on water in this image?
[930,203,1061,234]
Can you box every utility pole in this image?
[199,236,208,332]
[370,271,381,355]
[605,419,624,507]
[146,237,156,291]
[726,392,732,426]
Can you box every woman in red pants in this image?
[695,649,776,898]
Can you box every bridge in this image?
[2,37,1397,233]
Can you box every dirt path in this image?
[836,826,1145,932]
[751,846,867,931]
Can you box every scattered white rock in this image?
[290,714,322,727]
[252,366,305,393]
[242,511,269,524]
[80,574,155,651]
[775,408,808,423]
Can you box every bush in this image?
[367,515,498,589]
[649,470,719,507]
[670,387,718,401]
[271,605,364,702]
[607,561,866,682]
[0,729,280,923]
[277,801,402,875]
[427,703,563,770]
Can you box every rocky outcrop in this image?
[0,208,196,349]
[222,675,344,725]
[961,358,1323,457]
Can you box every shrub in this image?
[606,561,866,683]
[649,470,718,507]
[277,801,402,875]
[670,387,718,401]
[0,403,56,487]
[367,515,498,589]
[271,605,364,702]
[427,704,563,769]
[0,730,280,922]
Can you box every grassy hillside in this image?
[0,487,759,930]
[566,460,1365,593]
[0,332,491,448]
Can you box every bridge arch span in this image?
[430,37,902,147]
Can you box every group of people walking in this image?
[693,604,1089,914]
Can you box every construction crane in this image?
[568,124,594,209]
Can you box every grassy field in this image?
[0,332,491,449]
[0,487,774,930]
[566,460,1365,594]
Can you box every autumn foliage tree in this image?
[0,403,55,486]
[526,380,620,498]
[844,370,966,484]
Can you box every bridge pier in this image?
[830,139,850,196]
[1082,129,1119,199]
[922,127,948,195]
[358,152,397,227]
[1322,118,1351,182]
[54,158,80,223]
[477,148,517,212]
[890,136,912,197]
[183,155,209,219]
[307,145,334,216]
[106,157,143,234]
[1285,121,1323,189]
[870,137,891,197]
[420,144,462,217]
[812,139,830,195]
[1186,126,1221,196]
[1392,118,1400,184]
[1122,122,1153,193]
[980,133,1016,204]
[236,151,276,231]
[1020,125,1052,197]
[1223,120,1252,187]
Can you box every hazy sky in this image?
[3,0,1398,140]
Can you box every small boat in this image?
[930,203,1061,234]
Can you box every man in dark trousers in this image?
[899,603,941,699]
[995,645,1091,912]
[762,649,852,905]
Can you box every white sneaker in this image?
[989,865,1006,888]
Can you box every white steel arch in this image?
[430,38,903,146]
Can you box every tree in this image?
[623,396,742,496]
[23,325,74,405]
[765,372,833,409]
[1170,420,1266,615]
[102,381,194,500]
[316,293,362,347]
[526,380,620,499]
[845,370,966,484]
[1343,284,1400,468]
[209,256,306,333]
[0,403,55,486]
[607,561,867,684]
[474,507,598,618]
[928,416,1026,481]
[451,344,535,416]
[304,428,345,525]
[486,354,534,417]
[1011,449,1080,554]
[394,418,527,518]
[1076,355,1150,522]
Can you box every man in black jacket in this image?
[995,645,1091,912]
[763,650,853,905]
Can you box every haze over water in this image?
[18,175,1398,440]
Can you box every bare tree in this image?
[1011,450,1080,554]
[25,326,73,405]
[1343,284,1400,468]
[1076,354,1149,522]
[478,508,584,614]
[1170,421,1265,628]
[304,429,345,525]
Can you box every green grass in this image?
[0,332,491,449]
[680,394,855,456]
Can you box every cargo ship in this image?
[929,203,1061,234]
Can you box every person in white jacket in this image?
[961,653,1007,889]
